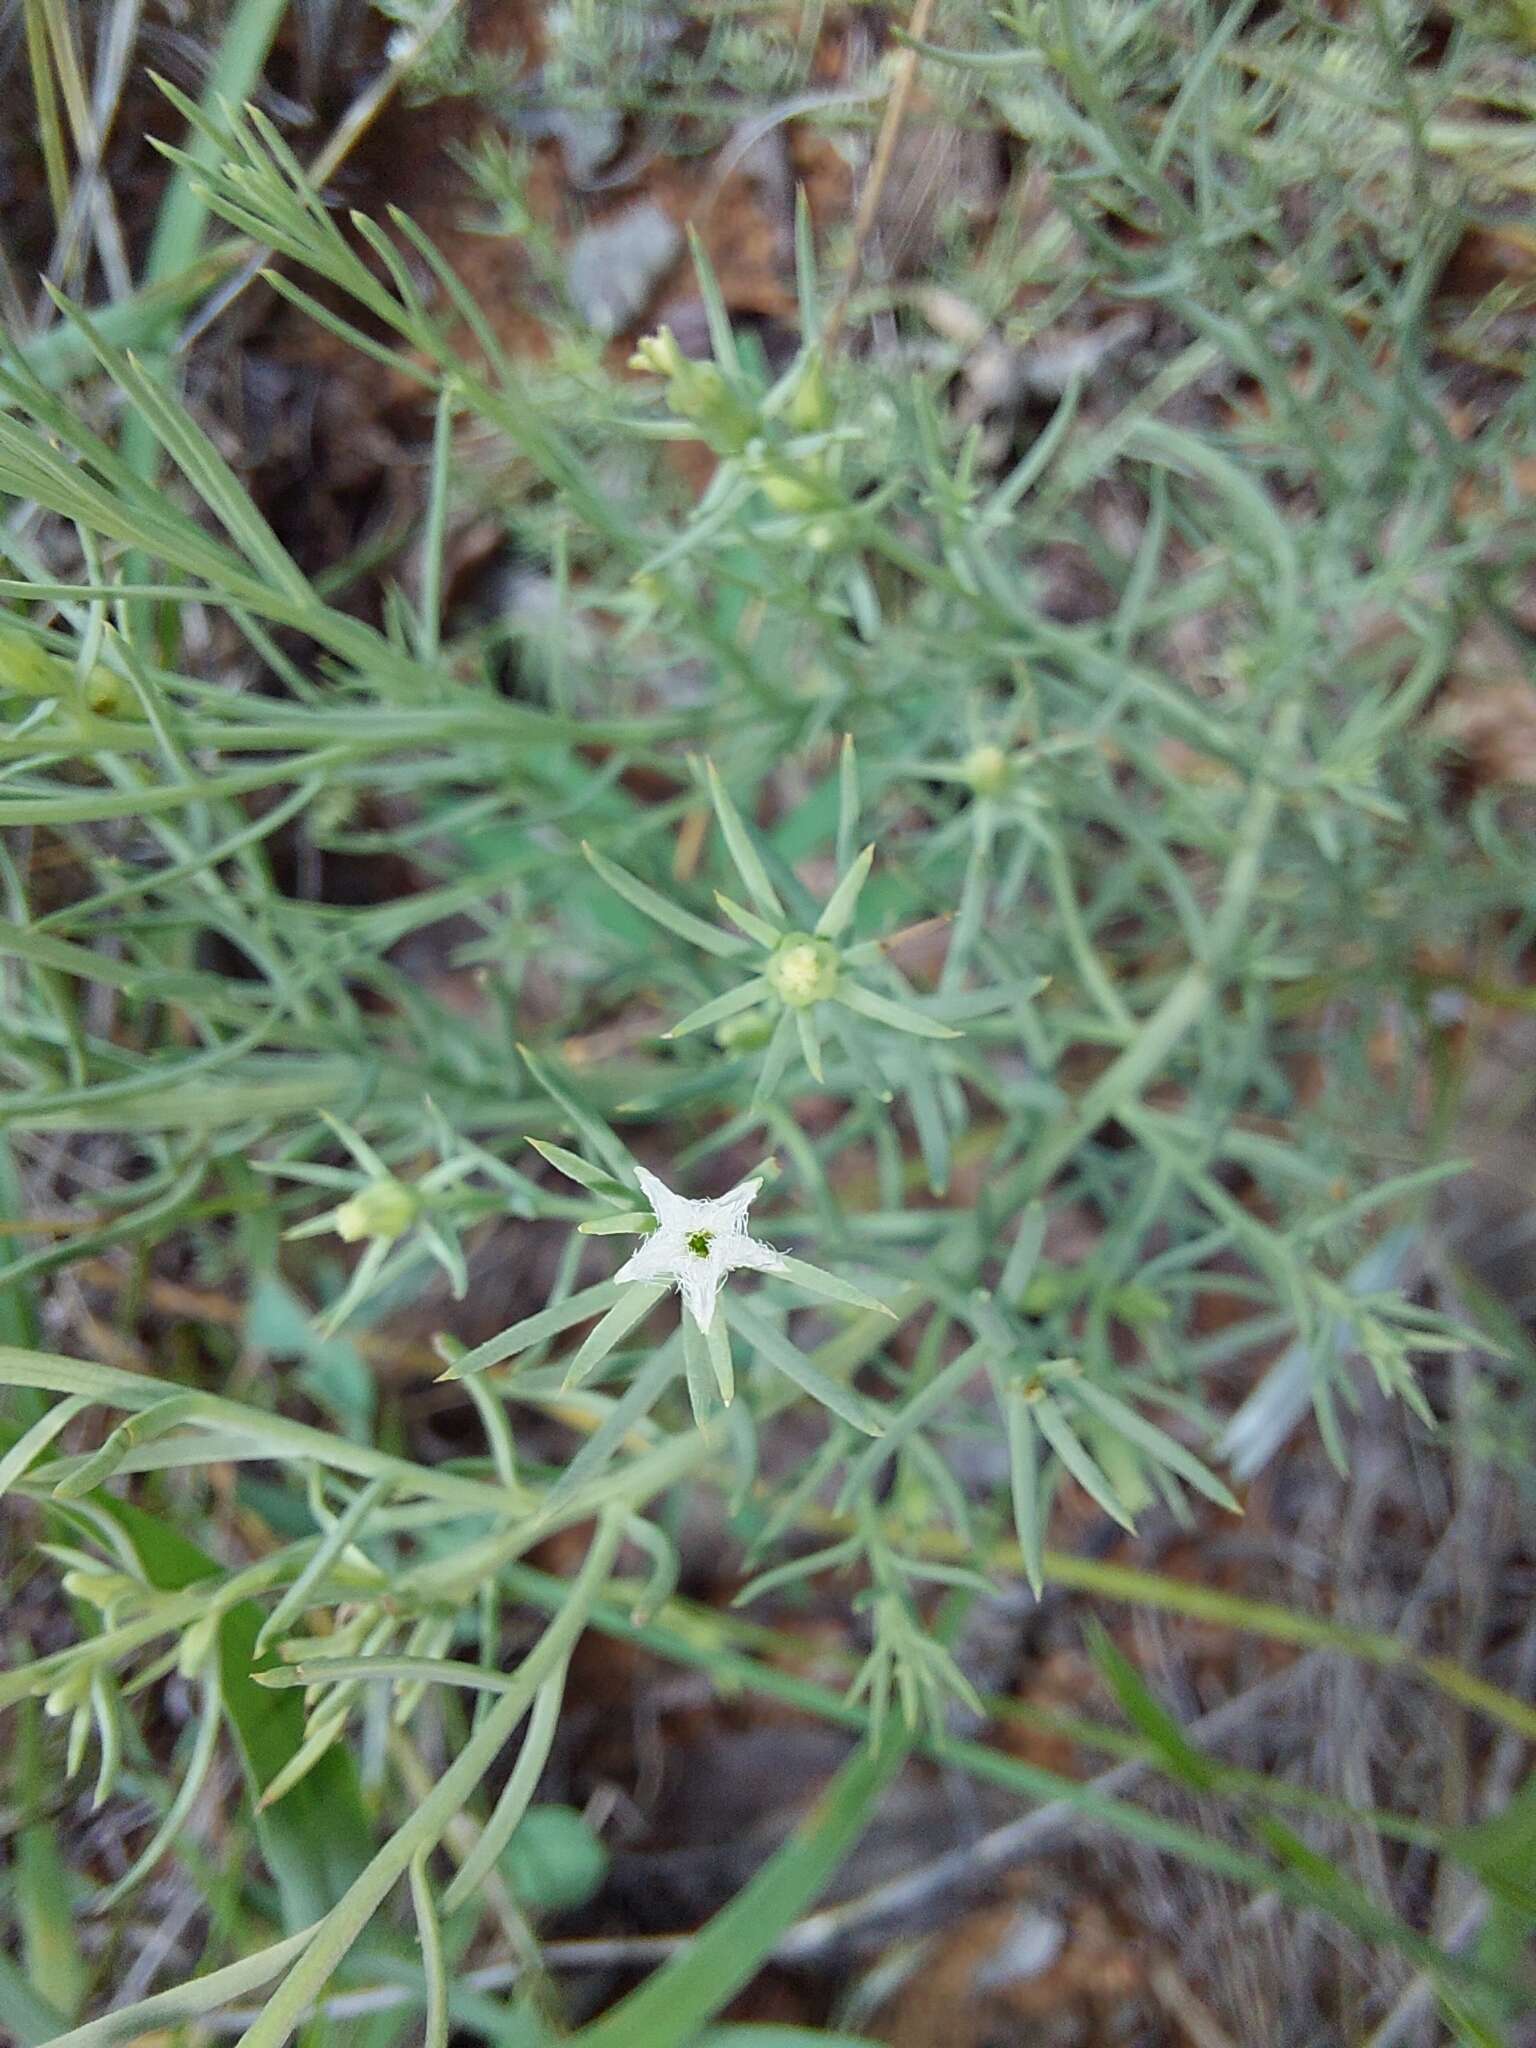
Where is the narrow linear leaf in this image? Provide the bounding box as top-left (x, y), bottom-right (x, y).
top-left (440, 1281), bottom-right (628, 1380)
top-left (666, 977), bottom-right (770, 1040)
top-left (727, 1299), bottom-right (884, 1437)
top-left (814, 844), bottom-right (875, 940)
top-left (705, 758), bottom-right (785, 919)
top-left (583, 840), bottom-right (746, 959)
top-left (0, 1395), bottom-right (90, 1501)
top-left (255, 1474), bottom-right (393, 1654)
top-left (517, 1043), bottom-right (634, 1183)
top-left (563, 1283), bottom-right (667, 1390)
top-left (526, 1136), bottom-right (635, 1207)
top-left (409, 1850), bottom-right (449, 2048)
top-left (441, 1660), bottom-right (568, 1911)
top-left (774, 1254), bottom-right (897, 1321)
top-left (1030, 1391), bottom-right (1136, 1531)
top-left (1068, 1378), bottom-right (1240, 1512)
top-left (715, 891), bottom-right (782, 949)
top-left (836, 981), bottom-right (963, 1040)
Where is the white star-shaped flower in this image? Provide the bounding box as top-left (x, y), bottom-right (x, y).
top-left (615, 1167), bottom-right (784, 1333)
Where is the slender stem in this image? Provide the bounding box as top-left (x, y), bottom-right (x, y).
top-left (996, 696), bottom-right (1301, 1208)
top-left (823, 0), bottom-right (940, 352)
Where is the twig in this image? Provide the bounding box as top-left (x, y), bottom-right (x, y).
top-left (822, 0), bottom-right (940, 353)
top-left (775, 1651), bottom-right (1325, 1962)
top-left (175, 0), bottom-right (465, 352)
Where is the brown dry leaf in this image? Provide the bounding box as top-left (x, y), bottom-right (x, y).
top-left (999, 1645), bottom-right (1096, 1777)
top-left (1433, 677), bottom-right (1536, 785)
top-left (872, 1897), bottom-right (1144, 2048)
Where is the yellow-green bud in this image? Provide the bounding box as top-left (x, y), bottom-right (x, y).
top-left (962, 743), bottom-right (1014, 799)
top-left (44, 1665), bottom-right (95, 1718)
top-left (333, 1178), bottom-right (418, 1243)
top-left (177, 1611), bottom-right (221, 1681)
top-left (61, 1567), bottom-right (141, 1611)
top-left (1107, 1282), bottom-right (1170, 1326)
top-left (0, 624), bottom-right (71, 700)
top-left (715, 1005), bottom-right (777, 1051)
top-left (753, 460), bottom-right (827, 514)
top-left (628, 327), bottom-right (688, 380)
top-left (1019, 1267), bottom-right (1077, 1315)
top-left (629, 327), bottom-right (756, 453)
top-left (767, 933), bottom-right (840, 1008)
top-left (83, 664), bottom-right (131, 717)
top-left (785, 350), bottom-right (831, 432)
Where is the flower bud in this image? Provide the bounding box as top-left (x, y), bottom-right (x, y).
top-left (44, 1665), bottom-right (95, 1718)
top-left (715, 1005), bottom-right (777, 1051)
top-left (628, 327), bottom-right (688, 380)
top-left (962, 743), bottom-right (1014, 799)
top-left (784, 350), bottom-right (831, 432)
top-left (0, 624), bottom-right (70, 700)
top-left (83, 664), bottom-right (130, 717)
top-left (333, 1178), bottom-right (418, 1243)
top-left (61, 1568), bottom-right (140, 1610)
top-left (630, 327), bottom-right (757, 452)
top-left (178, 1611), bottom-right (220, 1681)
top-left (767, 933), bottom-right (840, 1008)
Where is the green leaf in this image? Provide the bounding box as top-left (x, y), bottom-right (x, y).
top-left (441, 1280), bottom-right (629, 1379)
top-left (563, 1283), bottom-right (668, 1389)
top-left (583, 840), bottom-right (746, 959)
top-left (836, 981), bottom-right (963, 1040)
top-left (442, 1663), bottom-right (570, 1912)
top-left (409, 1848), bottom-right (449, 2048)
top-left (835, 731), bottom-right (859, 873)
top-left (0, 1951), bottom-right (68, 2048)
top-left (705, 758), bottom-right (785, 920)
top-left (32, 1927), bottom-right (318, 2048)
top-left (91, 1495), bottom-right (374, 1930)
top-left (498, 1803), bottom-right (611, 1915)
top-left (578, 1209), bottom-right (653, 1236)
top-left (255, 1473), bottom-right (393, 1654)
top-left (235, 1518), bottom-right (625, 2048)
top-left (715, 891), bottom-right (782, 949)
top-left (1001, 1385), bottom-right (1045, 1597)
top-left (814, 843), bottom-right (875, 939)
top-left (0, 1395), bottom-right (90, 1502)
top-left (705, 1309), bottom-right (736, 1406)
top-left (527, 1137), bottom-right (635, 1207)
top-left (1066, 1378), bottom-right (1239, 1512)
top-left (1086, 1622), bottom-right (1218, 1794)
top-left (665, 977), bottom-right (771, 1040)
top-left (16, 1706), bottom-right (87, 2019)
top-left (1029, 1392), bottom-right (1136, 1532)
top-left (1000, 1203), bottom-right (1048, 1303)
top-left (727, 1299), bottom-right (884, 1437)
top-left (1448, 1772), bottom-right (1536, 1918)
top-left (247, 1274), bottom-right (374, 1438)
top-left (518, 1043), bottom-right (635, 1183)
top-left (795, 1005), bottom-right (823, 1082)
top-left (774, 1253), bottom-right (897, 1321)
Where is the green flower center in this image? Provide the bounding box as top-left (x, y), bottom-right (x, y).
top-left (687, 1229), bottom-right (714, 1258)
top-left (767, 933), bottom-right (840, 1009)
